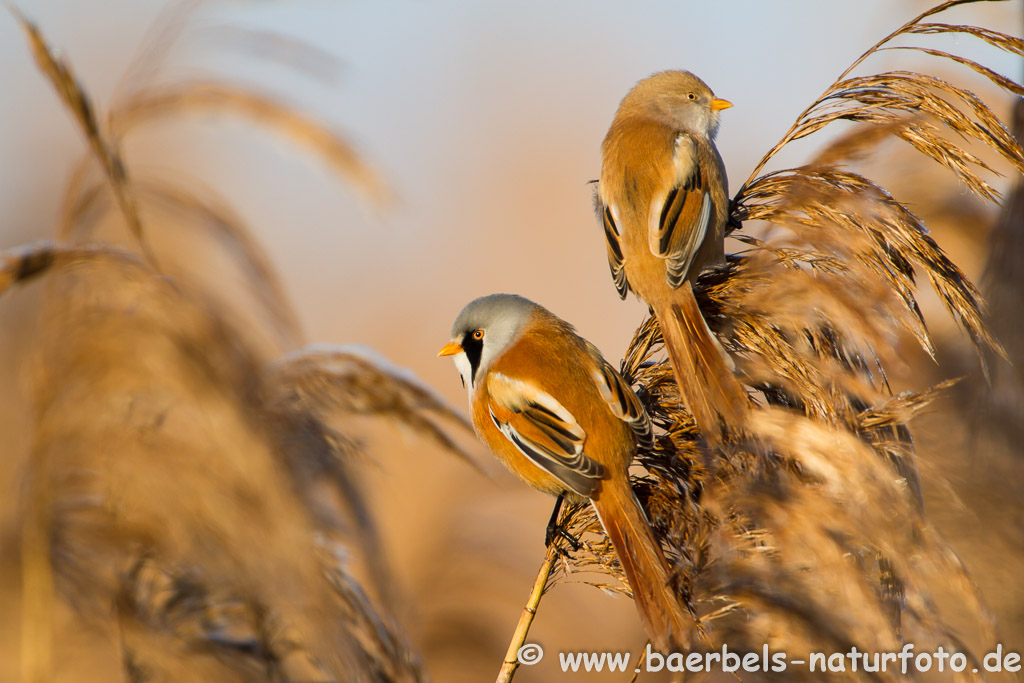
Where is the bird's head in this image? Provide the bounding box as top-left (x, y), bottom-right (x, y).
top-left (625, 69), bottom-right (732, 139)
top-left (438, 293), bottom-right (538, 393)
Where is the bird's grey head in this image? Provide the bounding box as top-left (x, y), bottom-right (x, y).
top-left (441, 294), bottom-right (539, 393)
top-left (626, 70), bottom-right (729, 140)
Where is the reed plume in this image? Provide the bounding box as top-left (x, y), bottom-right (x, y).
top-left (3, 6), bottom-right (470, 682)
top-left (537, 1), bottom-right (1023, 675)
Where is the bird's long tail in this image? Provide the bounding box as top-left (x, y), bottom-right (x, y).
top-left (592, 475), bottom-right (690, 652)
top-left (655, 282), bottom-right (747, 443)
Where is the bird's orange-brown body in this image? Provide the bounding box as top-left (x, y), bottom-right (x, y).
top-left (601, 119), bottom-right (729, 297)
top-left (598, 71), bottom-right (746, 441)
top-left (471, 314), bottom-right (634, 499)
top-left (441, 295), bottom-right (689, 651)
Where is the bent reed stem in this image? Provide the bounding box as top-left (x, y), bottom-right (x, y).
top-left (495, 543), bottom-right (559, 683)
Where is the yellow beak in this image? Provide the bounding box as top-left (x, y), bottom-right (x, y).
top-left (437, 341), bottom-right (463, 357)
top-left (710, 98), bottom-right (733, 111)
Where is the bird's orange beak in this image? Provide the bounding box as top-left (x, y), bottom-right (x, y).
top-left (710, 98), bottom-right (733, 111)
top-left (437, 341), bottom-right (463, 357)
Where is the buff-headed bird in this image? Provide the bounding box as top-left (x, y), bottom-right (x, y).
top-left (597, 70), bottom-right (747, 442)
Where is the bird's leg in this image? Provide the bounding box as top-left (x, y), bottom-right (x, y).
top-left (544, 493), bottom-right (581, 551)
top-left (544, 494), bottom-right (564, 547)
top-left (727, 199), bottom-right (748, 234)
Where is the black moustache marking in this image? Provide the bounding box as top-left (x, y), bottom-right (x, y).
top-left (462, 331), bottom-right (484, 386)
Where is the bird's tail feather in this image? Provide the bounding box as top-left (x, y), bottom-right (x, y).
top-left (656, 283), bottom-right (747, 443)
top-left (592, 477), bottom-right (690, 652)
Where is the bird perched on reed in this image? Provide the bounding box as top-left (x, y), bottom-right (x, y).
top-left (439, 293), bottom-right (688, 651)
top-left (597, 70), bottom-right (747, 442)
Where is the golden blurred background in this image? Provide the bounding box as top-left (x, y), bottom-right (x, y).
top-left (1, 1), bottom-right (1022, 681)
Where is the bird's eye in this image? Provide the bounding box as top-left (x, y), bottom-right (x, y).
top-left (686, 92), bottom-right (697, 101)
top-left (472, 329), bottom-right (484, 340)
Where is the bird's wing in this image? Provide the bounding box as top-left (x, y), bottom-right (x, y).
top-left (588, 349), bottom-right (654, 449)
top-left (648, 132), bottom-right (713, 288)
top-left (486, 371), bottom-right (605, 496)
top-left (600, 201), bottom-right (630, 299)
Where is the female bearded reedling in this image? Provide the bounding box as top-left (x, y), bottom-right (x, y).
top-left (439, 293), bottom-right (689, 651)
top-left (598, 70), bottom-right (747, 443)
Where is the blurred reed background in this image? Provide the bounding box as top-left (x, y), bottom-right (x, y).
top-left (0, 1), bottom-right (1022, 681)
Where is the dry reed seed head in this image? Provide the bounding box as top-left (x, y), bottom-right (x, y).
top-left (737, 163), bottom-right (999, 359)
top-left (109, 83), bottom-right (392, 207)
top-left (136, 179), bottom-right (305, 344)
top-left (14, 260), bottom-right (427, 680)
top-left (547, 0), bottom-right (1022, 656)
top-left (12, 11), bottom-right (149, 252)
top-left (12, 252), bottom-right (450, 680)
top-left (741, 2), bottom-right (1024, 188)
top-left (2, 10), bottom-right (480, 682)
top-left (266, 345), bottom-right (477, 467)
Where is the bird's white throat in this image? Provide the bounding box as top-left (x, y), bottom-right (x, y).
top-left (452, 351), bottom-right (475, 395)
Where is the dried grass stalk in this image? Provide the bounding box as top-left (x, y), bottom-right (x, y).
top-left (545, 0), bottom-right (1021, 670)
top-left (110, 82), bottom-right (391, 206)
top-left (7, 7), bottom-right (148, 255)
top-left (4, 8), bottom-right (469, 682)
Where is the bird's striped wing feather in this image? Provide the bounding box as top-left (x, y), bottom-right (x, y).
top-left (601, 203), bottom-right (630, 299)
top-left (650, 133), bottom-right (713, 288)
top-left (486, 371), bottom-right (605, 496)
top-left (588, 351), bottom-right (654, 449)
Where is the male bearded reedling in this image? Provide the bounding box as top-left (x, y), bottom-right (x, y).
top-left (598, 70), bottom-right (747, 442)
top-left (439, 294), bottom-right (689, 651)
